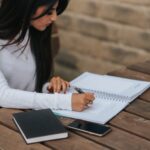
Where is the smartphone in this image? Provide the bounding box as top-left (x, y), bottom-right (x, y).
top-left (67, 120), bottom-right (111, 137)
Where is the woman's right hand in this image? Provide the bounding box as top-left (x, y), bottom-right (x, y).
top-left (71, 93), bottom-right (95, 112)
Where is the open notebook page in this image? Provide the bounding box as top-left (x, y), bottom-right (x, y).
top-left (54, 97), bottom-right (128, 124)
top-left (54, 72), bottom-right (150, 124)
top-left (70, 72), bottom-right (150, 98)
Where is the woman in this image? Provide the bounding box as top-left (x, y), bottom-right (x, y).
top-left (0, 0), bottom-right (95, 111)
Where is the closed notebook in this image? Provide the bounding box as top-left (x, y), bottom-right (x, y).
top-left (54, 72), bottom-right (150, 124)
top-left (12, 109), bottom-right (68, 144)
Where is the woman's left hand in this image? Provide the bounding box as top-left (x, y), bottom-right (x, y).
top-left (47, 76), bottom-right (70, 93)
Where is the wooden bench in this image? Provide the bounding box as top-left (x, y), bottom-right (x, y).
top-left (0, 61), bottom-right (150, 150)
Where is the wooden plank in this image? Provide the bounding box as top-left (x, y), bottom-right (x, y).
top-left (108, 68), bottom-right (150, 81)
top-left (72, 126), bottom-right (150, 150)
top-left (125, 99), bottom-right (150, 119)
top-left (0, 125), bottom-right (51, 150)
top-left (128, 61), bottom-right (150, 75)
top-left (0, 108), bottom-right (150, 150)
top-left (58, 103), bottom-right (150, 149)
top-left (140, 90), bottom-right (150, 102)
top-left (46, 118), bottom-right (150, 150)
top-left (0, 109), bottom-right (110, 150)
top-left (48, 116), bottom-right (112, 150)
top-left (0, 109), bottom-right (21, 131)
top-left (108, 69), bottom-right (150, 102)
top-left (45, 132), bottom-right (110, 150)
top-left (110, 111), bottom-right (150, 140)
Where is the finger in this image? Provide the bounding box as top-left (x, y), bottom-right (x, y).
top-left (83, 98), bottom-right (92, 106)
top-left (84, 96), bottom-right (94, 106)
top-left (85, 92), bottom-right (94, 96)
top-left (85, 100), bottom-right (93, 107)
top-left (56, 77), bottom-right (62, 93)
top-left (65, 81), bottom-right (70, 87)
top-left (61, 81), bottom-right (67, 93)
top-left (51, 78), bottom-right (58, 93)
top-left (84, 104), bottom-right (90, 109)
top-left (88, 100), bottom-right (93, 104)
top-left (49, 77), bottom-right (55, 92)
top-left (47, 83), bottom-right (53, 92)
top-left (85, 93), bottom-right (95, 101)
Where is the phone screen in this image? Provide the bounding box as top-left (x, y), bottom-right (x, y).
top-left (67, 120), bottom-right (111, 136)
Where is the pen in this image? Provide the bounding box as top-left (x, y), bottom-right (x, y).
top-left (74, 87), bottom-right (84, 93)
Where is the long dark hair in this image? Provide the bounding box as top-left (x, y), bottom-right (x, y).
top-left (0, 0), bottom-right (69, 92)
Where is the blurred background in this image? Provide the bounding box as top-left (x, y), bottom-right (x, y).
top-left (1, 0), bottom-right (150, 81)
top-left (54, 0), bottom-right (150, 80)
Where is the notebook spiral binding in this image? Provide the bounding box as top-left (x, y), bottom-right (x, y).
top-left (73, 87), bottom-right (130, 102)
top-left (71, 72), bottom-right (131, 102)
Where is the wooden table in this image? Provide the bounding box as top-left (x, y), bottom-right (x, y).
top-left (0, 61), bottom-right (150, 150)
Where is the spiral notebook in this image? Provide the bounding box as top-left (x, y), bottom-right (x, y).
top-left (54, 72), bottom-right (150, 124)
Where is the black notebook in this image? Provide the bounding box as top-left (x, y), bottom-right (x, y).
top-left (12, 109), bottom-right (68, 144)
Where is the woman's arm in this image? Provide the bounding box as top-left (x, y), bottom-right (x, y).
top-left (0, 70), bottom-right (72, 110)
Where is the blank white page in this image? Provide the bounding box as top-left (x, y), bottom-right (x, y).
top-left (71, 72), bottom-right (135, 94)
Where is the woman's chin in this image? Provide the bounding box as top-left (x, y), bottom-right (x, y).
top-left (33, 26), bottom-right (47, 31)
top-left (38, 27), bottom-right (47, 31)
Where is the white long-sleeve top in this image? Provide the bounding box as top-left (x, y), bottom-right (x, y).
top-left (0, 33), bottom-right (72, 110)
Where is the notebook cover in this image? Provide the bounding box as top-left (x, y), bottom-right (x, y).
top-left (13, 109), bottom-right (67, 139)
